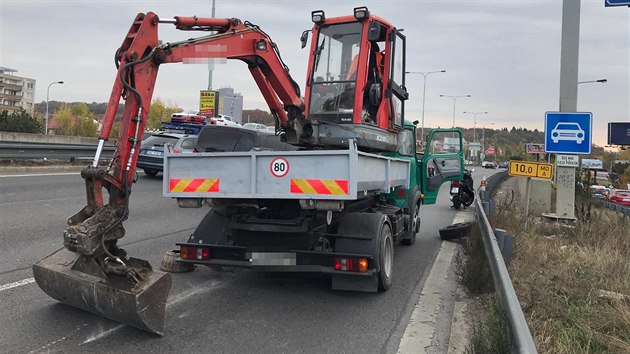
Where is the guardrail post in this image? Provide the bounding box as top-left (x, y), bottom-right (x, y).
top-left (494, 228), bottom-right (514, 266)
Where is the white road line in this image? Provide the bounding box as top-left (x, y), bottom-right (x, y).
top-left (0, 172), bottom-right (79, 178)
top-left (0, 277), bottom-right (35, 292)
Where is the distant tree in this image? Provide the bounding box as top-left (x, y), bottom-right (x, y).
top-left (0, 109), bottom-right (43, 133)
top-left (147, 98), bottom-right (181, 130)
top-left (242, 109), bottom-right (275, 126)
top-left (53, 103), bottom-right (99, 137)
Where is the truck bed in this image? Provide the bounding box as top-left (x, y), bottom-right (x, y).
top-left (163, 142), bottom-right (410, 201)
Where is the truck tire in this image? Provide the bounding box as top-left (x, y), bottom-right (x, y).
top-left (376, 220), bottom-right (394, 291)
top-left (144, 169), bottom-right (158, 177)
top-left (439, 222), bottom-right (473, 241)
top-left (332, 213), bottom-right (393, 292)
top-left (402, 190), bottom-right (421, 245)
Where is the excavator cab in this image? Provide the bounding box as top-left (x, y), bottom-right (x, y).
top-left (303, 7), bottom-right (408, 152)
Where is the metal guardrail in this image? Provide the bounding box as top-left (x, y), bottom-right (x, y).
top-left (475, 171), bottom-right (538, 354)
top-left (0, 141), bottom-right (115, 159)
top-left (593, 198), bottom-right (630, 217)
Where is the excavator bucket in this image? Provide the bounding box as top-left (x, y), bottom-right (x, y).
top-left (33, 247), bottom-right (171, 335)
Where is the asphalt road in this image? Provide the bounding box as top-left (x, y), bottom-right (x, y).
top-left (0, 168), bottom-right (494, 353)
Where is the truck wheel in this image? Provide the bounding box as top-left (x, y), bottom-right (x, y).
top-left (377, 221), bottom-right (394, 291)
top-left (439, 222), bottom-right (473, 241)
top-left (144, 169), bottom-right (158, 177)
top-left (402, 190), bottom-right (421, 246)
top-left (332, 213), bottom-right (392, 292)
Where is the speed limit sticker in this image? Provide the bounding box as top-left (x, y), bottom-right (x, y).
top-left (270, 157), bottom-right (290, 178)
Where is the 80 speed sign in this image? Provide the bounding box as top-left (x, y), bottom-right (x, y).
top-left (270, 157), bottom-right (289, 178)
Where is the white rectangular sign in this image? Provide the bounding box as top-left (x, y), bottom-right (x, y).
top-left (556, 154), bottom-right (579, 168)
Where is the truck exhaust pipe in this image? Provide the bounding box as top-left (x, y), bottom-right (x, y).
top-left (33, 248), bottom-right (171, 335)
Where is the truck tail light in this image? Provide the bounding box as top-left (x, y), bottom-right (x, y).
top-left (396, 187), bottom-right (406, 197)
top-left (334, 258), bottom-right (368, 273)
top-left (180, 246), bottom-right (210, 260)
top-left (452, 180), bottom-right (459, 186)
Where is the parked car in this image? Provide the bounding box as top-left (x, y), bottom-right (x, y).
top-left (243, 123), bottom-right (268, 130)
top-left (498, 161), bottom-right (508, 169)
top-left (208, 114), bottom-right (242, 127)
top-left (137, 133), bottom-right (197, 176)
top-left (607, 189), bottom-right (630, 206)
top-left (589, 185), bottom-right (610, 200)
top-left (195, 125), bottom-right (297, 153)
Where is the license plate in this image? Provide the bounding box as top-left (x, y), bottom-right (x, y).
top-left (145, 150), bottom-right (162, 156)
top-left (249, 252), bottom-right (296, 266)
top-left (450, 187), bottom-right (459, 194)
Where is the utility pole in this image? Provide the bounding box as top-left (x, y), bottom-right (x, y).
top-left (207, 0), bottom-right (216, 90)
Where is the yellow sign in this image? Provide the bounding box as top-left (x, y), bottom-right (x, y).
top-left (199, 90), bottom-right (217, 116)
top-left (508, 160), bottom-right (553, 180)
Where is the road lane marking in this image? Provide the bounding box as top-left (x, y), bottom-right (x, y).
top-left (0, 172), bottom-right (80, 178)
top-left (0, 277), bottom-right (35, 292)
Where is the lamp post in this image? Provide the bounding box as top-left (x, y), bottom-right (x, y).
top-left (577, 78), bottom-right (607, 84)
top-left (481, 123), bottom-right (495, 161)
top-left (463, 111), bottom-right (487, 162)
top-left (405, 70), bottom-right (446, 144)
top-left (45, 81), bottom-right (64, 135)
top-left (440, 94), bottom-right (471, 128)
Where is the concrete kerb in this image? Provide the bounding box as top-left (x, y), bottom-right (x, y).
top-left (397, 209), bottom-right (474, 354)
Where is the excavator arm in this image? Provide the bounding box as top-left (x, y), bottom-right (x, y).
top-left (33, 12), bottom-right (306, 335)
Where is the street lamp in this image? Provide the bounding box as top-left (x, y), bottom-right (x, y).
top-left (577, 78), bottom-right (607, 84)
top-left (440, 94), bottom-right (471, 128)
top-left (45, 81), bottom-right (64, 135)
top-left (405, 70), bottom-right (446, 144)
top-left (463, 111), bottom-right (487, 162)
top-left (462, 111), bottom-right (487, 143)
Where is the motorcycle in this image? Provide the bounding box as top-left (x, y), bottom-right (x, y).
top-left (450, 169), bottom-right (475, 209)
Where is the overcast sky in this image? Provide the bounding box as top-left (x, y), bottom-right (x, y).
top-left (1, 0), bottom-right (628, 147)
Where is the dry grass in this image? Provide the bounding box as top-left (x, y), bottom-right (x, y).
top-left (493, 191), bottom-right (630, 353)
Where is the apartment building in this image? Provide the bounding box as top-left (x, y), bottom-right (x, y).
top-left (217, 87), bottom-right (243, 124)
top-left (0, 67), bottom-right (36, 114)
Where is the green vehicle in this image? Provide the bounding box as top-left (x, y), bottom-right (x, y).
top-left (162, 122), bottom-right (463, 292)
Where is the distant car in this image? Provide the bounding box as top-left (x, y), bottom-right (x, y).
top-left (208, 114), bottom-right (242, 127)
top-left (243, 123), bottom-right (268, 130)
top-left (170, 113), bottom-right (205, 124)
top-left (589, 185), bottom-right (610, 200)
top-left (195, 125), bottom-right (296, 153)
top-left (481, 161), bottom-right (496, 169)
top-left (551, 122), bottom-right (585, 144)
top-left (498, 162), bottom-right (508, 169)
top-left (137, 133), bottom-right (197, 176)
top-left (607, 189), bottom-right (630, 206)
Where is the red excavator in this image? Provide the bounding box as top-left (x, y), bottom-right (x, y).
top-left (33, 7), bottom-right (411, 335)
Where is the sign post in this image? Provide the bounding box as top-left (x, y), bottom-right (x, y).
top-left (508, 160), bottom-right (553, 224)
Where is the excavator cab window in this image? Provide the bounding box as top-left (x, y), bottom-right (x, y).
top-left (309, 21), bottom-right (363, 123)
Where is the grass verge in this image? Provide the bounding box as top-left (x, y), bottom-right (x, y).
top-left (493, 187), bottom-right (630, 353)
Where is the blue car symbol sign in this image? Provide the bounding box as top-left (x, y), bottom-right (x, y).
top-left (551, 122), bottom-right (585, 144)
top-left (545, 112), bottom-right (592, 154)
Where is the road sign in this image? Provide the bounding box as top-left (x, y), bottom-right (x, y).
top-left (605, 0), bottom-right (630, 6)
top-left (544, 112), bottom-right (592, 154)
top-left (526, 143), bottom-right (545, 154)
top-left (556, 154), bottom-right (579, 168)
top-left (199, 90), bottom-right (218, 117)
top-left (608, 122), bottom-right (630, 145)
top-left (509, 160), bottom-right (553, 180)
top-left (485, 146), bottom-right (495, 155)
